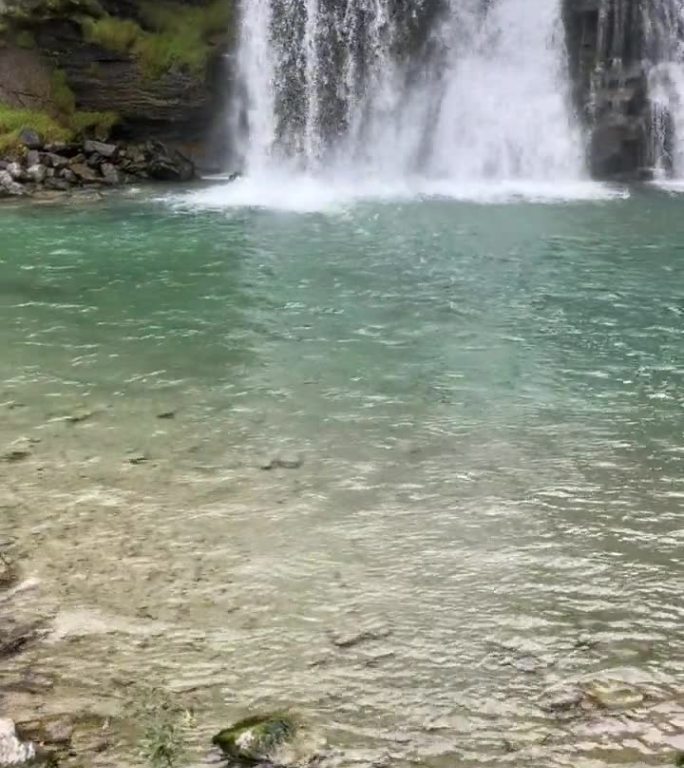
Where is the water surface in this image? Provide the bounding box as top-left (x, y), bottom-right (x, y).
top-left (0, 187), bottom-right (682, 767)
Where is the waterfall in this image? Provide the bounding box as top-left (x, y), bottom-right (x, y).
top-left (643, 0), bottom-right (684, 177)
top-left (227, 0), bottom-right (589, 196)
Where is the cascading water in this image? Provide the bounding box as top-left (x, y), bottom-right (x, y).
top-left (642, 0), bottom-right (684, 177)
top-left (229, 0), bottom-right (587, 190)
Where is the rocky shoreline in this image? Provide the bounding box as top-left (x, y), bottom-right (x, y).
top-left (0, 134), bottom-right (196, 199)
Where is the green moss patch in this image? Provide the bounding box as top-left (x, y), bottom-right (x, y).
top-left (0, 104), bottom-right (71, 153)
top-left (79, 0), bottom-right (231, 78)
top-left (0, 100), bottom-right (119, 154)
top-left (81, 15), bottom-right (140, 53)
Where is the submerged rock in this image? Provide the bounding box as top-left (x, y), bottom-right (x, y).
top-left (260, 456), bottom-right (303, 471)
top-left (583, 680), bottom-right (644, 710)
top-left (0, 719), bottom-right (36, 766)
top-left (0, 558), bottom-right (18, 591)
top-left (213, 714), bottom-right (297, 763)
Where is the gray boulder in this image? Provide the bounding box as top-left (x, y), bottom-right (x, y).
top-left (84, 140), bottom-right (117, 159)
top-left (6, 163), bottom-right (23, 182)
top-left (69, 163), bottom-right (98, 183)
top-left (100, 162), bottom-right (121, 185)
top-left (0, 171), bottom-right (25, 197)
top-left (18, 128), bottom-right (42, 150)
top-left (26, 165), bottom-right (46, 184)
top-left (42, 153), bottom-right (69, 169)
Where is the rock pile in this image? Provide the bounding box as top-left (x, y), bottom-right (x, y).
top-left (0, 138), bottom-right (196, 198)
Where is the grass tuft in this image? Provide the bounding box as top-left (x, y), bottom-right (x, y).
top-left (78, 0), bottom-right (232, 78)
top-left (81, 15), bottom-right (141, 53)
top-left (0, 104), bottom-right (72, 153)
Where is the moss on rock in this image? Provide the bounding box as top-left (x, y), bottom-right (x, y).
top-left (0, 100), bottom-right (119, 153)
top-left (212, 714), bottom-right (297, 763)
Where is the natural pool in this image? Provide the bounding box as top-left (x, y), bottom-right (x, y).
top-left (0, 185), bottom-right (682, 767)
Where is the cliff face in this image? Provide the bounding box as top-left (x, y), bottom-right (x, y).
top-left (0, 0), bottom-right (674, 182)
top-left (563, 0), bottom-right (661, 180)
top-left (0, 0), bottom-right (233, 166)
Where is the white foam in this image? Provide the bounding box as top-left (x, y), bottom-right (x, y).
top-left (166, 172), bottom-right (628, 214)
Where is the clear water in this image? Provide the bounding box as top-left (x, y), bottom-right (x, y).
top-left (1, 188), bottom-right (683, 767)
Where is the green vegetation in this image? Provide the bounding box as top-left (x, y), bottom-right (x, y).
top-left (0, 104), bottom-right (71, 153)
top-left (81, 15), bottom-right (140, 53)
top-left (134, 687), bottom-right (193, 768)
top-left (69, 109), bottom-right (119, 138)
top-left (80, 0), bottom-right (231, 78)
top-left (16, 29), bottom-right (37, 49)
top-left (0, 97), bottom-right (118, 154)
top-left (51, 69), bottom-right (76, 115)
top-left (213, 714), bottom-right (297, 762)
top-left (1, 0), bottom-right (103, 23)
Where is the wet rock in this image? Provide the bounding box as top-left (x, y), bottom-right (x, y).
top-left (583, 680), bottom-right (644, 710)
top-left (260, 456), bottom-right (304, 471)
top-left (0, 622), bottom-right (45, 659)
top-left (128, 454), bottom-right (148, 465)
top-left (25, 151), bottom-right (40, 168)
top-left (0, 719), bottom-right (36, 766)
top-left (84, 140), bottom-right (117, 159)
top-left (1, 445), bottom-right (31, 462)
top-left (144, 141), bottom-right (195, 182)
top-left (17, 716), bottom-right (74, 748)
top-left (213, 714), bottom-right (297, 764)
top-left (540, 685), bottom-right (585, 716)
top-left (330, 627), bottom-right (392, 649)
top-left (18, 128), bottom-right (42, 150)
top-left (0, 558), bottom-right (19, 590)
top-left (64, 410), bottom-right (95, 425)
top-left (0, 171), bottom-right (25, 198)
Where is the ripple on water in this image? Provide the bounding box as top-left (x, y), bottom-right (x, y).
top-left (0, 191), bottom-right (682, 767)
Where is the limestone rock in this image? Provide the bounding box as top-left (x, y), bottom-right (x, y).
top-left (26, 164), bottom-right (46, 184)
top-left (84, 140), bottom-right (117, 159)
top-left (69, 162), bottom-right (98, 182)
top-left (0, 171), bottom-right (25, 197)
top-left (6, 163), bottom-right (23, 182)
